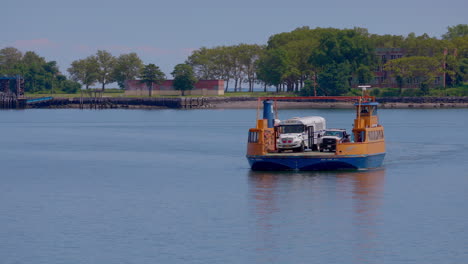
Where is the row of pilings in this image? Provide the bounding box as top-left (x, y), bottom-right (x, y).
top-left (7, 96), bottom-right (468, 110)
top-left (0, 94), bottom-right (27, 109)
top-left (26, 97), bottom-right (212, 109)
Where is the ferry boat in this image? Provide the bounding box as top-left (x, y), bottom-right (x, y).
top-left (246, 96), bottom-right (386, 171)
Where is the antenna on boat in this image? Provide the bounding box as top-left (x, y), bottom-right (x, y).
top-left (358, 85), bottom-right (371, 97)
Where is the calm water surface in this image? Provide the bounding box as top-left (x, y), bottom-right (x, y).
top-left (0, 108), bottom-right (467, 264)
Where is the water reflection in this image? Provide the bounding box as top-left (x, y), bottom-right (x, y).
top-left (248, 171), bottom-right (280, 259)
top-left (248, 169), bottom-right (385, 263)
top-left (339, 170), bottom-right (385, 264)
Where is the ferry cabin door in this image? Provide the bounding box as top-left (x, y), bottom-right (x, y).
top-left (307, 126), bottom-right (315, 150)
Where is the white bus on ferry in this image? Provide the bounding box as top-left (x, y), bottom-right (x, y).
top-left (277, 116), bottom-right (326, 152)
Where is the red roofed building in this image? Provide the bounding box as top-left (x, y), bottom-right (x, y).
top-left (124, 80), bottom-right (224, 96)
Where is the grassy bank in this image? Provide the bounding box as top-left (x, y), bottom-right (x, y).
top-left (26, 88), bottom-right (125, 98)
top-left (25, 85), bottom-right (468, 98)
top-left (367, 84), bottom-right (468, 97)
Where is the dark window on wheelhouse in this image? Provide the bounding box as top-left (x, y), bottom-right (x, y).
top-left (248, 131), bottom-right (259, 143)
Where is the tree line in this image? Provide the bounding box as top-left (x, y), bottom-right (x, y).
top-left (0, 48), bottom-right (196, 96)
top-left (67, 50), bottom-right (148, 90)
top-left (0, 47), bottom-right (80, 93)
top-left (67, 50), bottom-right (196, 95)
top-left (1, 24), bottom-right (466, 96)
top-left (187, 24), bottom-right (467, 96)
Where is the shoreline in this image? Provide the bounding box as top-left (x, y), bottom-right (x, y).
top-left (210, 101), bottom-right (468, 109)
top-left (25, 96), bottom-right (468, 109)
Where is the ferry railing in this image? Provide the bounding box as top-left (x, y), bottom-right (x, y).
top-left (255, 96), bottom-right (375, 120)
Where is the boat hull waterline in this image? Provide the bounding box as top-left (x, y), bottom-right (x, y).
top-left (247, 153), bottom-right (385, 171)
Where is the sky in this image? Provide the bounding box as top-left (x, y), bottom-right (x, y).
top-left (2, 0), bottom-right (467, 82)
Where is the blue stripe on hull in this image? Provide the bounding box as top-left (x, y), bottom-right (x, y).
top-left (247, 153), bottom-right (385, 171)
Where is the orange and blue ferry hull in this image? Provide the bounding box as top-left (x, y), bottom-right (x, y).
top-left (247, 153), bottom-right (385, 171)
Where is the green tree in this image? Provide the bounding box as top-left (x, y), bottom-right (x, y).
top-left (385, 56), bottom-right (443, 94)
top-left (369, 34), bottom-right (404, 48)
top-left (0, 47), bottom-right (23, 75)
top-left (256, 48), bottom-right (289, 91)
top-left (237, 44), bottom-right (263, 92)
top-left (283, 39), bottom-right (317, 92)
top-left (19, 51), bottom-right (43, 92)
top-left (113, 52), bottom-right (143, 88)
top-left (139, 63), bottom-right (165, 97)
top-left (299, 80), bottom-right (315, 96)
top-left (22, 51), bottom-right (46, 65)
top-left (187, 47), bottom-right (219, 79)
top-left (19, 51), bottom-right (54, 93)
top-left (95, 50), bottom-right (116, 91)
top-left (442, 24), bottom-right (468, 40)
top-left (217, 46), bottom-right (236, 91)
top-left (187, 45), bottom-right (239, 91)
top-left (68, 56), bottom-right (99, 89)
top-left (60, 79), bottom-right (81, 93)
top-left (0, 48), bottom-right (79, 94)
top-left (317, 62), bottom-right (352, 95)
top-left (459, 58), bottom-right (468, 82)
top-left (309, 29), bottom-right (374, 94)
top-left (171, 64), bottom-right (197, 96)
top-left (266, 27), bottom-right (324, 92)
top-left (402, 33), bottom-right (446, 57)
top-left (356, 65), bottom-right (373, 85)
top-left (449, 36), bottom-right (468, 84)
top-left (229, 45), bottom-right (244, 92)
top-left (44, 61), bottom-right (60, 76)
top-left (451, 36), bottom-right (468, 59)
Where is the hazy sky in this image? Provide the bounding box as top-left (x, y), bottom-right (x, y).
top-left (3, 0), bottom-right (467, 78)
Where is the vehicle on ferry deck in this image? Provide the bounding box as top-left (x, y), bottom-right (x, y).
top-left (277, 116), bottom-right (326, 152)
top-left (319, 129), bottom-right (350, 152)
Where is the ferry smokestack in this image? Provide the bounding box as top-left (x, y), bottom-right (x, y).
top-left (263, 100), bottom-right (274, 128)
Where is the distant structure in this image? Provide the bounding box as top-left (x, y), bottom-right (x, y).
top-left (0, 75), bottom-right (25, 97)
top-left (0, 75), bottom-right (26, 109)
top-left (124, 80), bottom-right (225, 96)
top-left (368, 48), bottom-right (442, 89)
top-left (371, 48), bottom-right (404, 88)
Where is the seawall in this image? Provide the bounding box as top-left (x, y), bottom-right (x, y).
top-left (28, 97), bottom-right (209, 109)
top-left (208, 96), bottom-right (468, 109)
top-left (26, 96), bottom-right (468, 109)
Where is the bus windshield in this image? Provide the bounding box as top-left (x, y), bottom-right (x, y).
top-left (280, 125), bottom-right (304, 134)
